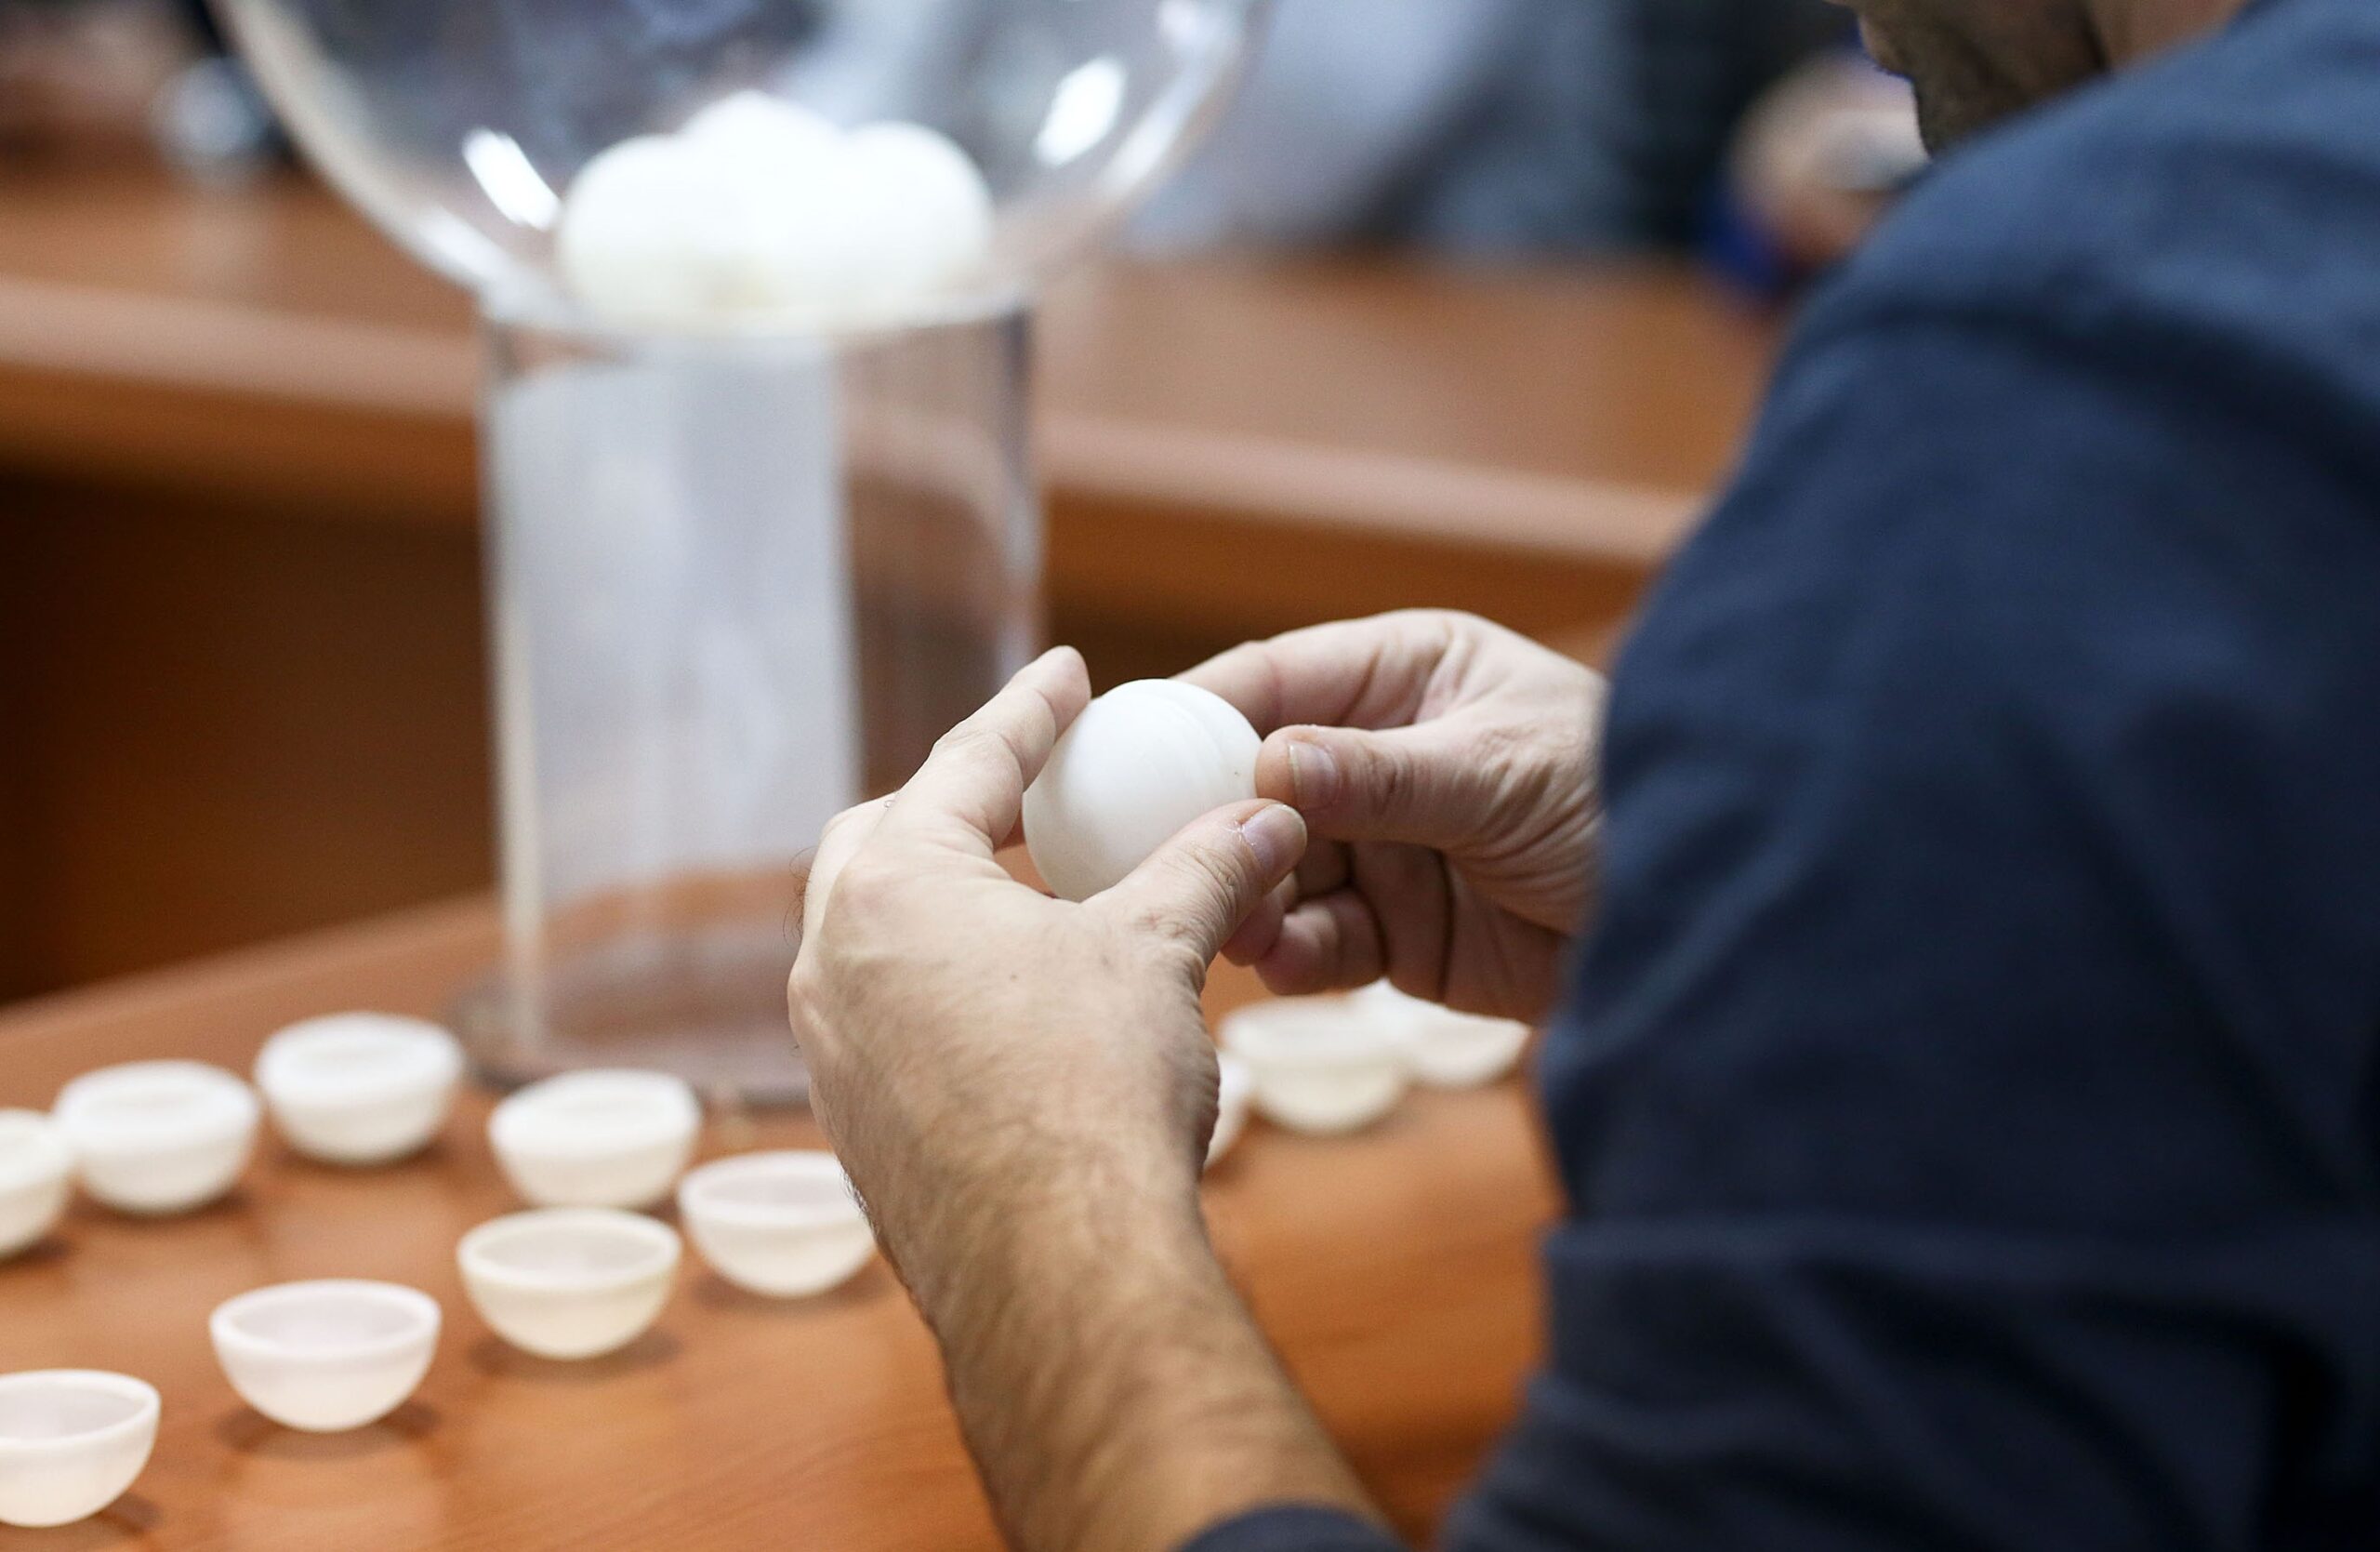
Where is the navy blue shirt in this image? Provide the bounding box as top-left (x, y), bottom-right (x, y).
top-left (1188, 0), bottom-right (2380, 1546)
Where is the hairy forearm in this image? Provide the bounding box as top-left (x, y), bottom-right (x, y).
top-left (905, 1161), bottom-right (1382, 1552)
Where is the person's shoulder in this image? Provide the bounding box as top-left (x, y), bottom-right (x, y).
top-left (1636, 1), bottom-right (2380, 712)
top-left (1806, 0), bottom-right (2380, 358)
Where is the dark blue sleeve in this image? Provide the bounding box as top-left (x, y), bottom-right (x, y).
top-left (1179, 1506), bottom-right (1407, 1552)
top-left (1441, 308), bottom-right (2380, 1549)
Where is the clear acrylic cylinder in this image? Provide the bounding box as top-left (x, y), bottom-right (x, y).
top-left (452, 304), bottom-right (1038, 1104)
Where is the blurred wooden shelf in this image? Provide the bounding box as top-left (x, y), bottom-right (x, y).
top-left (0, 901), bottom-right (1561, 1551)
top-left (0, 162), bottom-right (1777, 1000)
top-left (0, 164), bottom-right (1776, 634)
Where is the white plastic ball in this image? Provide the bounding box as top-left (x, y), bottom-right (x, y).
top-left (838, 123), bottom-right (996, 305)
top-left (1024, 680), bottom-right (1261, 902)
top-left (678, 94), bottom-right (867, 313)
top-left (555, 135), bottom-right (788, 323)
top-left (694, 171), bottom-right (847, 319)
top-left (679, 90), bottom-right (842, 176)
top-left (555, 105), bottom-right (996, 328)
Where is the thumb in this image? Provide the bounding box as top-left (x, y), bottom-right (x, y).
top-left (1098, 801), bottom-right (1307, 964)
top-left (1260, 723), bottom-right (1486, 849)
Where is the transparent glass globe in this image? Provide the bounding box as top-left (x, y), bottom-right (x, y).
top-left (215, 0), bottom-right (1265, 329)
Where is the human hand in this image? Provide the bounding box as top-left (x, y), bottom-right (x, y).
top-left (787, 649), bottom-right (1377, 1552)
top-left (787, 646), bottom-right (1305, 1308)
top-left (1183, 611), bottom-right (1606, 1023)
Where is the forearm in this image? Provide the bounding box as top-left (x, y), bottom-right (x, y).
top-left (906, 1163), bottom-right (1382, 1552)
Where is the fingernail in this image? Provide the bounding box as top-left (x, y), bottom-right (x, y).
top-left (1238, 804), bottom-right (1306, 879)
top-left (1285, 738), bottom-right (1340, 809)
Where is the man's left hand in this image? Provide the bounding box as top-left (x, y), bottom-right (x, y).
top-left (787, 647), bottom-right (1384, 1552)
top-left (787, 646), bottom-right (1305, 1312)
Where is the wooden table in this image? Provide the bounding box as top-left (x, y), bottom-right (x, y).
top-left (0, 902), bottom-right (1561, 1551)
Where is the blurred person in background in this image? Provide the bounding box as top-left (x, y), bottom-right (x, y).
top-left (789, 0), bottom-right (2380, 1547)
top-left (0, 0), bottom-right (185, 153)
top-left (772, 0), bottom-right (1902, 276)
top-left (1722, 47), bottom-right (1925, 281)
top-left (5, 0), bottom-right (1911, 280)
top-left (0, 0), bottom-right (276, 175)
top-left (1137, 0), bottom-right (1918, 283)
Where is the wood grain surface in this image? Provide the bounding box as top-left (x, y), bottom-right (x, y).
top-left (0, 901), bottom-right (1561, 1551)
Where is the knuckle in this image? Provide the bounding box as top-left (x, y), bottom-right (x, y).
top-left (1259, 957), bottom-right (1325, 996)
top-left (786, 946), bottom-right (835, 1009)
top-left (936, 719), bottom-right (1031, 777)
top-left (1381, 607), bottom-right (1467, 657)
top-left (784, 970), bottom-right (837, 1065)
top-left (1473, 716), bottom-right (1528, 769)
top-left (931, 722), bottom-right (994, 761)
top-left (1117, 888), bottom-right (1190, 944)
top-left (786, 952), bottom-right (826, 1005)
top-left (1135, 852), bottom-right (1239, 945)
top-left (1365, 745), bottom-right (1424, 816)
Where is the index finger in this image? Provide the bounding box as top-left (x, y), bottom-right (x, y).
top-left (1177, 612), bottom-right (1461, 735)
top-left (882, 646), bottom-right (1092, 853)
top-left (798, 797), bottom-right (892, 946)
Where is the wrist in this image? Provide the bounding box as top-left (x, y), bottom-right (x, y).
top-left (896, 1142), bottom-right (1209, 1332)
top-left (923, 1184), bottom-right (1375, 1552)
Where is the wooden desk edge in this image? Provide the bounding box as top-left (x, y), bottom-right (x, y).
top-left (0, 272), bottom-right (1703, 571)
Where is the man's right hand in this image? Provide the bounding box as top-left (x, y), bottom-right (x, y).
top-left (1182, 610), bottom-right (1606, 1023)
